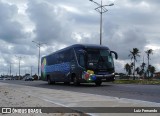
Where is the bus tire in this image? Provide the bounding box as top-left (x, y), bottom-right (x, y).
top-left (47, 77), bottom-right (55, 85)
top-left (95, 80), bottom-right (102, 86)
top-left (73, 77), bottom-right (80, 86)
top-left (64, 82), bottom-right (70, 85)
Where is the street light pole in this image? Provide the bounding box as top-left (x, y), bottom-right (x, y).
top-left (31, 66), bottom-right (33, 76)
top-left (38, 44), bottom-right (40, 79)
top-left (9, 63), bottom-right (14, 77)
top-left (32, 41), bottom-right (44, 80)
top-left (89, 0), bottom-right (114, 45)
top-left (100, 0), bottom-right (103, 45)
top-left (15, 56), bottom-right (22, 80)
top-left (9, 63), bottom-right (11, 77)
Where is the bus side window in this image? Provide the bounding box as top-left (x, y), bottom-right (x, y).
top-left (64, 49), bottom-right (71, 62)
top-left (57, 54), bottom-right (61, 64)
top-left (78, 54), bottom-right (85, 67)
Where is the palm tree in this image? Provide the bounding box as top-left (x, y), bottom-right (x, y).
top-left (129, 48), bottom-right (140, 80)
top-left (148, 65), bottom-right (156, 78)
top-left (124, 63), bottom-right (130, 76)
top-left (135, 67), bottom-right (140, 75)
top-left (140, 62), bottom-right (146, 79)
top-left (145, 49), bottom-right (153, 78)
top-left (124, 63), bottom-right (132, 76)
top-left (141, 62), bottom-right (146, 71)
top-left (130, 62), bottom-right (134, 76)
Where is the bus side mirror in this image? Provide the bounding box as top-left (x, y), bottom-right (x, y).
top-left (110, 51), bottom-right (118, 60)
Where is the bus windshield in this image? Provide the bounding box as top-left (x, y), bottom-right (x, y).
top-left (87, 49), bottom-right (114, 70)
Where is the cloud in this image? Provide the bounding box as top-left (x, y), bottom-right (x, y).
top-left (0, 1), bottom-right (29, 44)
top-left (102, 21), bottom-right (147, 60)
top-left (27, 0), bottom-right (77, 45)
top-left (0, 0), bottom-right (160, 74)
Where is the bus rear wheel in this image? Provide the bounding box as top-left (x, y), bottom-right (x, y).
top-left (47, 77), bottom-right (55, 85)
top-left (64, 82), bottom-right (70, 85)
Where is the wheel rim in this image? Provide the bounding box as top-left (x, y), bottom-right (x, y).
top-left (48, 78), bottom-right (51, 84)
top-left (73, 77), bottom-right (77, 84)
top-left (73, 77), bottom-right (80, 85)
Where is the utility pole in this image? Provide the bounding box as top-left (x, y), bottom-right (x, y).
top-left (25, 69), bottom-right (26, 75)
top-left (89, 0), bottom-right (114, 45)
top-left (31, 66), bottom-right (33, 76)
top-left (32, 41), bottom-right (44, 80)
top-left (15, 56), bottom-right (22, 80)
top-left (9, 63), bottom-right (14, 77)
top-left (9, 63), bottom-right (11, 77)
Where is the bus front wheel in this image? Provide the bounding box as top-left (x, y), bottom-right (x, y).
top-left (95, 79), bottom-right (102, 86)
top-left (73, 77), bottom-right (80, 86)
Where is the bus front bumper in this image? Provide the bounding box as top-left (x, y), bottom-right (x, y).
top-left (79, 73), bottom-right (115, 83)
top-left (95, 73), bottom-right (115, 82)
top-left (95, 73), bottom-right (115, 78)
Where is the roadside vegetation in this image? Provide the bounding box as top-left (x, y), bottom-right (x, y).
top-left (114, 48), bottom-right (160, 85)
top-left (125, 48), bottom-right (155, 79)
top-left (114, 79), bottom-right (160, 85)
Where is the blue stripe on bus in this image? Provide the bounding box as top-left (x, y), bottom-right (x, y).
top-left (45, 62), bottom-right (70, 73)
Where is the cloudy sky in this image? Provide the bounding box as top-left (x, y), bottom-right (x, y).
top-left (0, 0), bottom-right (160, 76)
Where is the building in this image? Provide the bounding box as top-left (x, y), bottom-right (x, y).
top-left (154, 72), bottom-right (160, 79)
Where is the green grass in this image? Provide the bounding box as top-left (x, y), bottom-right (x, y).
top-left (114, 79), bottom-right (160, 85)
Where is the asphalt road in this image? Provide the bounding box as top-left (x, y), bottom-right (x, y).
top-left (0, 80), bottom-right (160, 103)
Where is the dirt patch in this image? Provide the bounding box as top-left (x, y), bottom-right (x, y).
top-left (0, 85), bottom-right (88, 116)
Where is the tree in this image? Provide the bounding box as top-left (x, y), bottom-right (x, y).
top-left (124, 63), bottom-right (132, 76)
top-left (129, 48), bottom-right (140, 80)
top-left (124, 63), bottom-right (129, 75)
top-left (135, 67), bottom-right (140, 75)
top-left (145, 49), bottom-right (153, 78)
top-left (130, 62), bottom-right (134, 75)
top-left (140, 62), bottom-right (146, 78)
top-left (148, 65), bottom-right (156, 78)
top-left (141, 62), bottom-right (146, 72)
